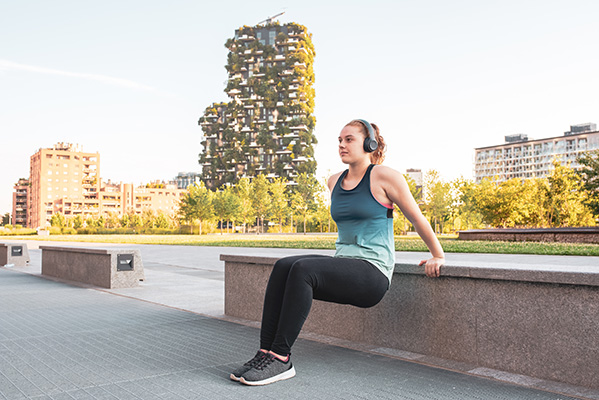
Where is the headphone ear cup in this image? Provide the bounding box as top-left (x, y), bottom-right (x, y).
top-left (364, 137), bottom-right (378, 152)
top-left (369, 139), bottom-right (378, 152)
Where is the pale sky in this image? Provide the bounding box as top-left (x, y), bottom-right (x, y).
top-left (2, 0), bottom-right (598, 215)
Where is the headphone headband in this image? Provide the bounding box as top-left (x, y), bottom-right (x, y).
top-left (353, 119), bottom-right (378, 153)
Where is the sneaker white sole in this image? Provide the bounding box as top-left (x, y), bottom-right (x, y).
top-left (239, 366), bottom-right (296, 386)
top-left (230, 373), bottom-right (241, 382)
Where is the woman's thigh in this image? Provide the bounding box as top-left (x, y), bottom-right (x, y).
top-left (288, 257), bottom-right (388, 308)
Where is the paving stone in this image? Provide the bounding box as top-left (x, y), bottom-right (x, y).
top-left (0, 254), bottom-right (588, 400)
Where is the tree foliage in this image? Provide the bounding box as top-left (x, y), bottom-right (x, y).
top-left (578, 149), bottom-right (599, 217)
top-left (178, 182), bottom-right (214, 234)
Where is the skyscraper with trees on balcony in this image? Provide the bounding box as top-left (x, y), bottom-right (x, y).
top-left (198, 21), bottom-right (316, 189)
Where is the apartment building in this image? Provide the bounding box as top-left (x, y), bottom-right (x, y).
top-left (474, 123), bottom-right (599, 183)
top-left (198, 21), bottom-right (317, 188)
top-left (28, 143), bottom-right (100, 228)
top-left (405, 168), bottom-right (424, 200)
top-left (12, 178), bottom-right (29, 227)
top-left (25, 143), bottom-right (186, 228)
top-left (175, 172), bottom-right (201, 189)
top-left (99, 181), bottom-right (185, 216)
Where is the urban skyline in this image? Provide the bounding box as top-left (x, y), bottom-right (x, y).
top-left (15, 142), bottom-right (187, 228)
top-left (2, 1), bottom-right (599, 214)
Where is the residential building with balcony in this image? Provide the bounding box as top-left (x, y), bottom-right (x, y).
top-left (28, 143), bottom-right (100, 228)
top-left (99, 181), bottom-right (185, 217)
top-left (12, 178), bottom-right (29, 227)
top-left (198, 21), bottom-right (316, 188)
top-left (474, 123), bottom-right (599, 183)
top-left (26, 143), bottom-right (186, 228)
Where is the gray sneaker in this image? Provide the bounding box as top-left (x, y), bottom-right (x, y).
top-left (230, 351), bottom-right (267, 381)
top-left (240, 353), bottom-right (296, 386)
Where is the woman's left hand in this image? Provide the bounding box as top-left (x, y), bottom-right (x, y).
top-left (418, 257), bottom-right (445, 278)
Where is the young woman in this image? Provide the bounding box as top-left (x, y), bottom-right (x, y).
top-left (230, 119), bottom-right (445, 386)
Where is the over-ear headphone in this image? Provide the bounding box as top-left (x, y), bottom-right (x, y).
top-left (354, 119), bottom-right (378, 153)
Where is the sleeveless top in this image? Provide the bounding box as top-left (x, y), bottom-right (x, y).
top-left (331, 164), bottom-right (395, 284)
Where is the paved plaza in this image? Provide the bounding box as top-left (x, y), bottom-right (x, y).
top-left (1, 240), bottom-right (598, 399)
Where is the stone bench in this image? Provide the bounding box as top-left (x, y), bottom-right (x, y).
top-left (41, 246), bottom-right (145, 289)
top-left (0, 242), bottom-right (30, 267)
top-left (221, 254), bottom-right (599, 390)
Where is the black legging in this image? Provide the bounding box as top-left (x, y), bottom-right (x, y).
top-left (260, 254), bottom-right (389, 356)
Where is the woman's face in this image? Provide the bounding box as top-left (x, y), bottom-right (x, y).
top-left (338, 125), bottom-right (367, 164)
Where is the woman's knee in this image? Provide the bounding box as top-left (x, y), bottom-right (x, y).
top-left (272, 256), bottom-right (296, 274)
top-left (288, 259), bottom-right (318, 287)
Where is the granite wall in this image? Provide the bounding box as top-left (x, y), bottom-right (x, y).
top-left (222, 254), bottom-right (599, 389)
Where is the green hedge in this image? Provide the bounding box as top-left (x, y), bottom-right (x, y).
top-left (0, 228), bottom-right (37, 236)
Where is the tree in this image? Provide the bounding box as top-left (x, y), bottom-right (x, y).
top-left (234, 177), bottom-right (254, 233)
top-left (119, 213), bottom-right (130, 228)
top-left (72, 214), bottom-right (84, 229)
top-left (546, 160), bottom-right (595, 227)
top-left (213, 186), bottom-right (241, 234)
top-left (515, 178), bottom-right (549, 227)
top-left (470, 178), bottom-right (532, 228)
top-left (312, 184), bottom-right (332, 233)
top-left (104, 212), bottom-right (120, 229)
top-left (448, 178), bottom-right (483, 231)
top-left (394, 174), bottom-right (421, 235)
top-left (250, 174), bottom-right (271, 233)
top-left (50, 213), bottom-right (67, 228)
top-left (2, 212), bottom-right (10, 226)
top-left (268, 177), bottom-right (289, 232)
top-left (142, 210), bottom-right (156, 229)
top-left (129, 213), bottom-right (143, 228)
top-left (154, 211), bottom-right (172, 229)
top-left (578, 149), bottom-right (599, 217)
top-left (291, 172), bottom-right (319, 234)
top-left (422, 170), bottom-right (452, 233)
top-left (178, 182), bottom-right (214, 234)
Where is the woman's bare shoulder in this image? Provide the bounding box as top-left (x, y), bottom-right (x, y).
top-left (327, 171), bottom-right (345, 191)
top-left (372, 165), bottom-right (404, 181)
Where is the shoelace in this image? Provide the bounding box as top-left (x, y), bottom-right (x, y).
top-left (244, 352), bottom-right (266, 367)
top-left (253, 354), bottom-right (277, 371)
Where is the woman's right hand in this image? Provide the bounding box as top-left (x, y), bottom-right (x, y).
top-left (418, 257), bottom-right (444, 278)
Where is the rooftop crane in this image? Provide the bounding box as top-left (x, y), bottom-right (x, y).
top-left (257, 12), bottom-right (285, 25)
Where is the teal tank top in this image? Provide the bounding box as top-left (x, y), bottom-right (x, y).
top-left (331, 164), bottom-right (395, 284)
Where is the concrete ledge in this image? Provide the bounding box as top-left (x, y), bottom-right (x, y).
top-left (222, 254), bottom-right (599, 390)
top-left (41, 246), bottom-right (145, 288)
top-left (0, 242), bottom-right (30, 267)
top-left (458, 227), bottom-right (599, 244)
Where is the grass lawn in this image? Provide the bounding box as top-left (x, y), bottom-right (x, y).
top-left (2, 233), bottom-right (599, 256)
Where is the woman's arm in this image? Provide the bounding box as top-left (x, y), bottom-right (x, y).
top-left (374, 166), bottom-right (445, 277)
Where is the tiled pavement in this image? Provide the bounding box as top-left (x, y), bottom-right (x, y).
top-left (1, 241), bottom-right (597, 399)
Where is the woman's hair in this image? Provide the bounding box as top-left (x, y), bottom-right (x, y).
top-left (345, 120), bottom-right (387, 164)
